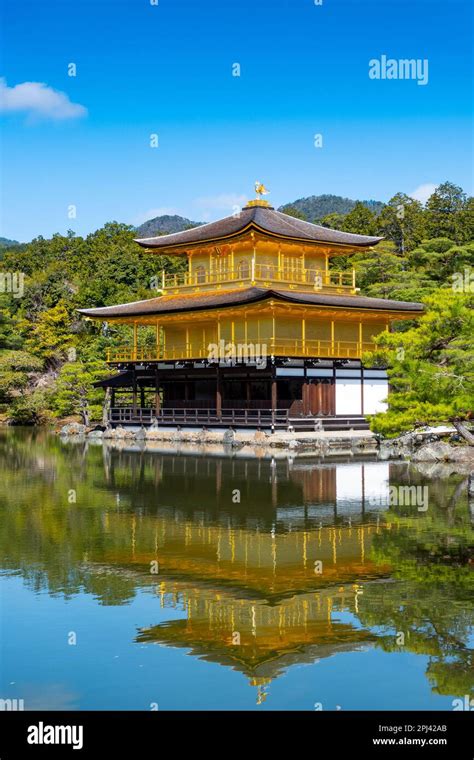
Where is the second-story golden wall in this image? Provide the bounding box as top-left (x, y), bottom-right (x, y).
top-left (106, 301), bottom-right (389, 363)
top-left (160, 233), bottom-right (356, 295)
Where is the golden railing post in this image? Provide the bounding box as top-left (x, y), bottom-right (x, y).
top-left (133, 322), bottom-right (138, 361)
top-left (156, 322), bottom-right (160, 361)
top-left (251, 231), bottom-right (257, 284)
top-left (272, 310), bottom-right (276, 352)
top-left (185, 327), bottom-right (190, 359)
top-left (352, 268), bottom-right (356, 289)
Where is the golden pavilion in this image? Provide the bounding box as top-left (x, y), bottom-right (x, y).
top-left (79, 188), bottom-right (423, 429)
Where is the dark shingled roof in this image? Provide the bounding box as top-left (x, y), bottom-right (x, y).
top-left (78, 287), bottom-right (424, 320)
top-left (134, 205), bottom-right (383, 250)
top-left (95, 370), bottom-right (165, 387)
top-left (94, 371), bottom-right (135, 388)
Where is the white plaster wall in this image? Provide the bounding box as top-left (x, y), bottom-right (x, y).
top-left (335, 379), bottom-right (362, 415)
top-left (363, 379), bottom-right (388, 414)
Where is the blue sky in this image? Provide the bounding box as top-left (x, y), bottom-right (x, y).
top-left (1, 0), bottom-right (472, 241)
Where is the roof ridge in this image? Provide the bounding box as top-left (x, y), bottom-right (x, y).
top-left (269, 207), bottom-right (380, 241)
top-left (135, 207), bottom-right (255, 244)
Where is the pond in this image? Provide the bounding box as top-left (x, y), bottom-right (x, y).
top-left (0, 428), bottom-right (472, 711)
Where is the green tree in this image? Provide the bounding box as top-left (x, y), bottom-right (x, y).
top-left (409, 238), bottom-right (474, 285)
top-left (0, 295), bottom-right (23, 350)
top-left (457, 196), bottom-right (474, 242)
top-left (320, 212), bottom-right (346, 230)
top-left (352, 241), bottom-right (433, 302)
top-left (341, 202), bottom-right (377, 235)
top-left (425, 182), bottom-right (467, 242)
top-left (378, 193), bottom-right (425, 253)
top-left (0, 350), bottom-right (43, 404)
top-left (24, 301), bottom-right (74, 368)
top-left (7, 389), bottom-right (53, 425)
top-left (280, 205), bottom-right (307, 220)
top-left (365, 289), bottom-right (474, 439)
top-left (52, 360), bottom-right (110, 425)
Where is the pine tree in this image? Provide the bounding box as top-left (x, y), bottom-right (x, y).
top-left (341, 202), bottom-right (377, 235)
top-left (425, 182), bottom-right (467, 242)
top-left (365, 289), bottom-right (474, 439)
top-left (378, 193), bottom-right (425, 253)
top-left (52, 360), bottom-right (109, 426)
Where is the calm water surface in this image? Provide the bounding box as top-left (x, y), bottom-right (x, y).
top-left (0, 429), bottom-right (472, 710)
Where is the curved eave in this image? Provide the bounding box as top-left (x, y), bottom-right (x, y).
top-left (78, 288), bottom-right (424, 322)
top-left (134, 221), bottom-right (383, 253)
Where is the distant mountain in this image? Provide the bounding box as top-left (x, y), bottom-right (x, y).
top-left (134, 195), bottom-right (385, 238)
top-left (135, 214), bottom-right (201, 238)
top-left (279, 194), bottom-right (384, 222)
top-left (0, 236), bottom-right (20, 249)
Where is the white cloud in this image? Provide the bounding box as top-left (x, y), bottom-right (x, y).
top-left (132, 207), bottom-right (182, 225)
top-left (193, 193), bottom-right (247, 220)
top-left (409, 183), bottom-right (438, 204)
top-left (0, 77), bottom-right (87, 121)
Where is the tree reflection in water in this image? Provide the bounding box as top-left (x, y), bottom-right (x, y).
top-left (0, 428), bottom-right (472, 701)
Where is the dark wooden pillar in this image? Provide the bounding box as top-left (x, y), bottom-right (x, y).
top-left (246, 380), bottom-right (251, 408)
top-left (111, 389), bottom-right (116, 408)
top-left (155, 368), bottom-right (160, 414)
top-left (321, 381), bottom-right (329, 416)
top-left (271, 375), bottom-right (277, 429)
top-left (140, 386), bottom-right (145, 409)
top-left (102, 387), bottom-right (111, 427)
top-left (132, 368), bottom-right (137, 412)
top-left (329, 379), bottom-right (336, 416)
top-left (302, 381), bottom-right (309, 415)
top-left (316, 381), bottom-right (323, 415)
top-left (216, 460), bottom-right (222, 502)
top-left (216, 368), bottom-right (222, 417)
top-left (271, 378), bottom-right (277, 411)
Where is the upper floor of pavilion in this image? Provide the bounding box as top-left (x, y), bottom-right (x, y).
top-left (135, 197), bottom-right (383, 297)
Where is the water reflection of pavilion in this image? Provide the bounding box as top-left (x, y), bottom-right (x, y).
top-left (137, 582), bottom-right (376, 699)
top-left (103, 449), bottom-right (392, 524)
top-left (110, 514), bottom-right (391, 595)
top-left (97, 455), bottom-right (395, 698)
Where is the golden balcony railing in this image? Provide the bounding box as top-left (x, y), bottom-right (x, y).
top-left (159, 264), bottom-right (356, 295)
top-left (106, 338), bottom-right (375, 364)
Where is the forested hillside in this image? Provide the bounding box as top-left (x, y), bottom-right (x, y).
top-left (134, 214), bottom-right (200, 238)
top-left (0, 181), bottom-right (472, 435)
top-left (279, 194), bottom-right (384, 221)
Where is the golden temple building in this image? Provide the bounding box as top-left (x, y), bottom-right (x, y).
top-left (79, 188), bottom-right (423, 429)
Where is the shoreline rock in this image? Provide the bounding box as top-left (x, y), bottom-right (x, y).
top-left (59, 422), bottom-right (87, 436)
top-left (56, 421), bottom-right (473, 463)
top-left (412, 441), bottom-right (474, 464)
